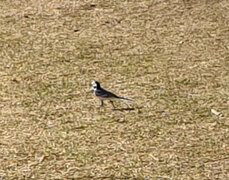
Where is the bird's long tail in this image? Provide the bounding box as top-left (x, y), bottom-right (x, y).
top-left (118, 97), bottom-right (132, 103)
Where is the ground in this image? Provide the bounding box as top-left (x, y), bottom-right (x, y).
top-left (0, 0), bottom-right (228, 179)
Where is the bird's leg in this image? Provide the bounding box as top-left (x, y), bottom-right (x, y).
top-left (110, 100), bottom-right (116, 109)
top-left (100, 100), bottom-right (104, 107)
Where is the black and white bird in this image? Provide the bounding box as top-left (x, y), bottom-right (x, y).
top-left (91, 81), bottom-right (132, 108)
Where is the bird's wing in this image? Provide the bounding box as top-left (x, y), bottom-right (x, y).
top-left (95, 88), bottom-right (119, 98)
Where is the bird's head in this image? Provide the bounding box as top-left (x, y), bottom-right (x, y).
top-left (91, 81), bottom-right (101, 90)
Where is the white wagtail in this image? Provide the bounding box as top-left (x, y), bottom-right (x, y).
top-left (91, 81), bottom-right (132, 108)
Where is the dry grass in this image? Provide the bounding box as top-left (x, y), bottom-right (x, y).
top-left (0, 0), bottom-right (229, 179)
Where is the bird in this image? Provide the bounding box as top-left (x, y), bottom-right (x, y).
top-left (91, 81), bottom-right (132, 109)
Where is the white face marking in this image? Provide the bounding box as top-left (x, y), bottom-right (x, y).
top-left (91, 81), bottom-right (97, 91)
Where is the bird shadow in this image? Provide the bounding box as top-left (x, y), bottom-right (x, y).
top-left (112, 107), bottom-right (135, 111)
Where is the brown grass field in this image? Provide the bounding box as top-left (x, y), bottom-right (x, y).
top-left (0, 0), bottom-right (229, 179)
